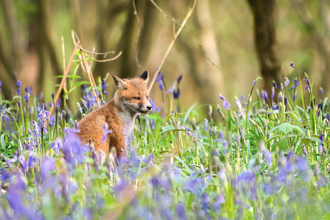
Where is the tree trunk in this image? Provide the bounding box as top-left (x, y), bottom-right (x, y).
top-left (247, 0), bottom-right (282, 98)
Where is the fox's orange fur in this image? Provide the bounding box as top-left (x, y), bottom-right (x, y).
top-left (77, 71), bottom-right (151, 164)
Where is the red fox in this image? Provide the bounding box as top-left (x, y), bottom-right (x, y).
top-left (77, 71), bottom-right (152, 164)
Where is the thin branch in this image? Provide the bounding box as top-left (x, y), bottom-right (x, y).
top-left (62, 37), bottom-right (68, 93)
top-left (132, 0), bottom-right (143, 71)
top-left (92, 51), bottom-right (123, 62)
top-left (47, 43), bottom-right (79, 126)
top-left (148, 0), bottom-right (197, 92)
top-left (80, 48), bottom-right (101, 107)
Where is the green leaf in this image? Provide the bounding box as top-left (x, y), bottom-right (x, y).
top-left (161, 125), bottom-right (176, 133)
top-left (301, 137), bottom-right (320, 145)
top-left (160, 125), bottom-right (184, 134)
top-left (269, 122), bottom-right (305, 135)
top-left (74, 81), bottom-right (91, 87)
top-left (276, 138), bottom-right (289, 150)
top-left (183, 103), bottom-right (197, 124)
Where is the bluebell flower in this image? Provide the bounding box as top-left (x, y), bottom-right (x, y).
top-left (102, 80), bottom-right (109, 95)
top-left (177, 74), bottom-right (183, 84)
top-left (223, 100), bottom-right (231, 109)
top-left (156, 72), bottom-right (164, 82)
top-left (102, 123), bottom-right (112, 143)
top-left (294, 78), bottom-right (299, 87)
top-left (320, 87), bottom-right (324, 95)
top-left (271, 87), bottom-right (275, 100)
top-left (290, 62), bottom-right (295, 68)
top-left (173, 88), bottom-right (181, 99)
top-left (285, 77), bottom-right (290, 87)
top-left (280, 83), bottom-right (283, 91)
top-left (16, 89), bottom-right (20, 95)
top-left (159, 82), bottom-right (164, 91)
top-left (149, 119), bottom-right (155, 130)
top-left (273, 81), bottom-right (277, 90)
top-left (320, 134), bottom-right (324, 144)
top-left (16, 80), bottom-right (21, 88)
top-left (293, 91), bottom-right (297, 101)
top-left (176, 203), bottom-right (186, 220)
top-left (166, 83), bottom-right (175, 94)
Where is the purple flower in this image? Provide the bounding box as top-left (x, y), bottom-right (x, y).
top-left (285, 77), bottom-right (290, 87)
top-left (271, 87), bottom-right (275, 100)
top-left (223, 100), bottom-right (230, 109)
top-left (290, 62), bottom-right (295, 68)
top-left (102, 80), bottom-right (109, 95)
top-left (293, 91), bottom-right (297, 101)
top-left (166, 83), bottom-right (175, 94)
top-left (177, 75), bottom-right (183, 84)
top-left (156, 72), bottom-right (164, 82)
top-left (219, 94), bottom-right (225, 100)
top-left (102, 123), bottom-right (112, 143)
top-left (16, 80), bottom-right (21, 88)
top-left (320, 87), bottom-right (324, 95)
top-left (176, 203), bottom-right (186, 220)
top-left (159, 82), bottom-right (164, 91)
top-left (16, 89), bottom-right (20, 95)
top-left (294, 78), bottom-right (299, 87)
top-left (262, 91), bottom-right (268, 100)
top-left (289, 86), bottom-right (295, 92)
top-left (173, 88), bottom-right (181, 99)
top-left (273, 81), bottom-right (277, 90)
top-left (320, 134), bottom-right (324, 144)
top-left (280, 83), bottom-right (283, 91)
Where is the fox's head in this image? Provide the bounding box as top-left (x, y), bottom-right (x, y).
top-left (112, 71), bottom-right (152, 115)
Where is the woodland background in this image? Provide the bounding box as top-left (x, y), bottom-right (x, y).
top-left (0, 0), bottom-right (330, 112)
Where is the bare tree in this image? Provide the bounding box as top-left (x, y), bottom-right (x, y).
top-left (247, 0), bottom-right (282, 97)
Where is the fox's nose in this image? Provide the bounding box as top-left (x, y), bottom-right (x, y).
top-left (147, 106), bottom-right (152, 111)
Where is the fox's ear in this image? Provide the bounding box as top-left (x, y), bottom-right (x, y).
top-left (139, 71), bottom-right (149, 83)
top-left (111, 73), bottom-right (127, 90)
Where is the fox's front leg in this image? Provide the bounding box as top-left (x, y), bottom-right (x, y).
top-left (110, 133), bottom-right (127, 161)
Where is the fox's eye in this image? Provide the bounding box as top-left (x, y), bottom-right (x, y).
top-left (134, 97), bottom-right (140, 100)
top-left (146, 96), bottom-right (149, 99)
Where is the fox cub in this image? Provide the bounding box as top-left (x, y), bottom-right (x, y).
top-left (78, 71), bottom-right (152, 164)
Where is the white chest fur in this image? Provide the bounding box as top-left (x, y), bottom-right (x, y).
top-left (117, 111), bottom-right (135, 145)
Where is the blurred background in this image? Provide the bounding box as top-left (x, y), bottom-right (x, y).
top-left (0, 0), bottom-right (329, 112)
